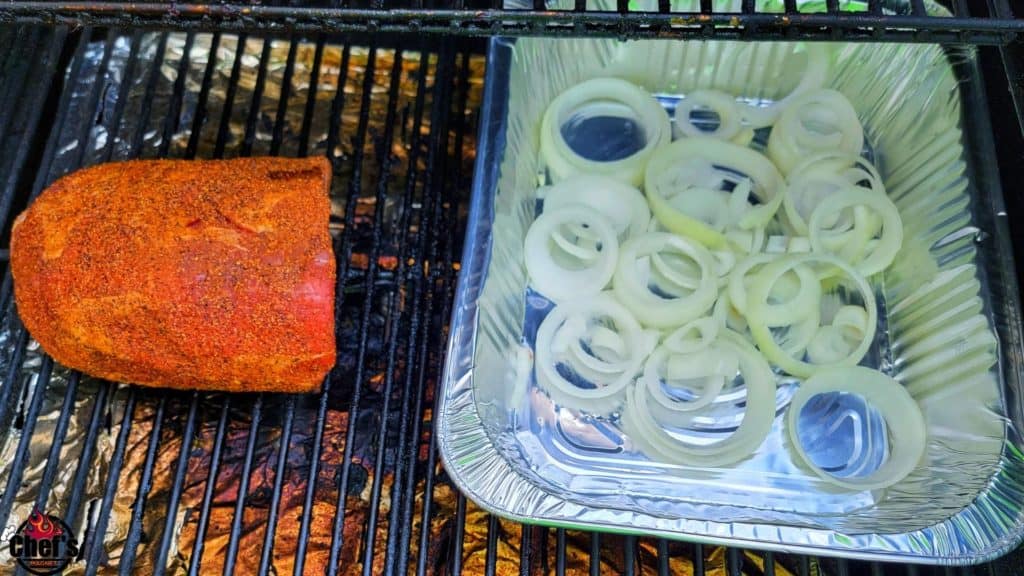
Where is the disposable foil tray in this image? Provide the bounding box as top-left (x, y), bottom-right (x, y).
top-left (437, 31), bottom-right (1024, 564)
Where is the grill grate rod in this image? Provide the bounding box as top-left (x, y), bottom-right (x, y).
top-left (290, 37), bottom-right (354, 576)
top-left (358, 46), bottom-right (408, 576)
top-left (383, 37), bottom-right (433, 576)
top-left (325, 40), bottom-right (381, 576)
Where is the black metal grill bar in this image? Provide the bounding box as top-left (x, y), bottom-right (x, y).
top-left (213, 33), bottom-right (247, 157)
top-left (84, 389), bottom-right (138, 576)
top-left (326, 40), bottom-right (380, 576)
top-left (221, 395), bottom-right (263, 575)
top-left (287, 31), bottom-right (328, 574)
top-left (358, 45), bottom-right (407, 576)
top-left (385, 40), bottom-right (433, 576)
top-left (0, 28), bottom-right (41, 158)
top-left (290, 39), bottom-right (352, 576)
top-left (240, 38), bottom-right (273, 157)
top-left (101, 30), bottom-right (143, 162)
top-left (257, 396), bottom-right (296, 576)
top-left (415, 39), bottom-right (458, 576)
top-left (269, 39), bottom-right (299, 156)
top-left (186, 396), bottom-right (231, 576)
top-left (0, 3), bottom-right (1022, 43)
top-left (117, 395), bottom-right (168, 575)
top-left (157, 32), bottom-right (194, 158)
top-left (152, 393), bottom-right (201, 576)
top-left (62, 382), bottom-right (112, 533)
top-left (0, 26), bottom-right (65, 235)
top-left (185, 32), bottom-right (221, 158)
top-left (26, 372), bottom-right (79, 512)
top-left (0, 356), bottom-right (54, 532)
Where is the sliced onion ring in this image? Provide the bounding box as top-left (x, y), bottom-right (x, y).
top-left (787, 366), bottom-right (926, 490)
top-left (535, 293), bottom-right (656, 416)
top-left (524, 204), bottom-right (619, 303)
top-left (613, 233), bottom-right (718, 328)
top-left (767, 89), bottom-right (864, 176)
top-left (663, 317), bottom-right (720, 354)
top-left (622, 330), bottom-right (777, 467)
top-left (674, 89), bottom-right (743, 142)
top-left (782, 152), bottom-right (885, 235)
top-left (543, 174), bottom-right (651, 240)
top-left (747, 254), bottom-right (877, 378)
top-left (639, 346), bottom-right (730, 417)
top-left (741, 46), bottom-right (830, 129)
top-left (540, 77), bottom-right (671, 186)
top-left (644, 139), bottom-right (783, 249)
top-left (808, 187), bottom-right (903, 277)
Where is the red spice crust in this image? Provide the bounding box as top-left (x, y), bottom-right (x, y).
top-left (10, 157), bottom-right (336, 393)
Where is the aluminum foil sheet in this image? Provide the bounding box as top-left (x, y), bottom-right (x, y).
top-left (438, 6), bottom-right (1024, 566)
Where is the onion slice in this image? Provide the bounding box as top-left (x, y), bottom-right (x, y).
top-left (741, 46), bottom-right (830, 129)
top-left (767, 89), bottom-right (864, 176)
top-left (747, 254), bottom-right (877, 378)
top-left (808, 187), bottom-right (903, 277)
top-left (622, 330), bottom-right (777, 467)
top-left (644, 139), bottom-right (784, 249)
top-left (613, 233), bottom-right (718, 328)
top-left (540, 77), bottom-right (671, 186)
top-left (524, 204), bottom-right (619, 303)
top-left (535, 293), bottom-right (657, 416)
top-left (674, 89), bottom-right (744, 142)
top-left (787, 366), bottom-right (926, 490)
top-left (543, 174), bottom-right (651, 240)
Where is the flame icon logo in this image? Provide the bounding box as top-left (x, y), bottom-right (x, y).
top-left (23, 509), bottom-right (63, 540)
top-left (7, 508), bottom-right (78, 575)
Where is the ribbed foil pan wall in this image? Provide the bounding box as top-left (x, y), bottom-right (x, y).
top-left (437, 27), bottom-right (1024, 567)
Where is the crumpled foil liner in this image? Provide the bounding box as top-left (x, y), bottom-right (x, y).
top-left (437, 9), bottom-right (1024, 568)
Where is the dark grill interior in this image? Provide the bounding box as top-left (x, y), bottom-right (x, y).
top-left (1, 6), bottom-right (1024, 575)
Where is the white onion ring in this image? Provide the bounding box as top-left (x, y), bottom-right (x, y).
top-left (662, 317), bottom-right (720, 354)
top-left (808, 187), bottom-right (903, 277)
top-left (524, 204), bottom-right (619, 303)
top-left (787, 366), bottom-right (926, 490)
top-left (622, 330), bottom-right (776, 467)
top-left (644, 139), bottom-right (783, 249)
top-left (535, 293), bottom-right (657, 416)
top-left (674, 90), bottom-right (743, 142)
top-left (540, 77), bottom-right (671, 186)
top-left (747, 254), bottom-right (877, 378)
top-left (613, 233), bottom-right (718, 328)
top-left (741, 46), bottom-right (830, 129)
top-left (639, 345), bottom-right (732, 417)
top-left (542, 174), bottom-right (651, 240)
top-left (767, 89), bottom-right (864, 176)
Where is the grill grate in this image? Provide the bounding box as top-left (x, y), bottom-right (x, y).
top-left (0, 0), bottom-right (1022, 44)
top-left (0, 26), bottom-right (1023, 576)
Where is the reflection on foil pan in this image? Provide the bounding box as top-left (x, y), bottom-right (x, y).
top-left (0, 30), bottom-right (517, 575)
top-left (438, 7), bottom-right (1024, 568)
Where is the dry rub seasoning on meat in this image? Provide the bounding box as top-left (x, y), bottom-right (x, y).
top-left (10, 157), bottom-right (336, 393)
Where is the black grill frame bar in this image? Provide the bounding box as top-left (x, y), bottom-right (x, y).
top-left (0, 1), bottom-right (1021, 44)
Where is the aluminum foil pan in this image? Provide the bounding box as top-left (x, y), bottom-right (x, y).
top-left (437, 18), bottom-right (1024, 567)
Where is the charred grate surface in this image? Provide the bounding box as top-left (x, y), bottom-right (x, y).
top-left (0, 0), bottom-right (1021, 44)
top-left (0, 26), bottom-right (1022, 576)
